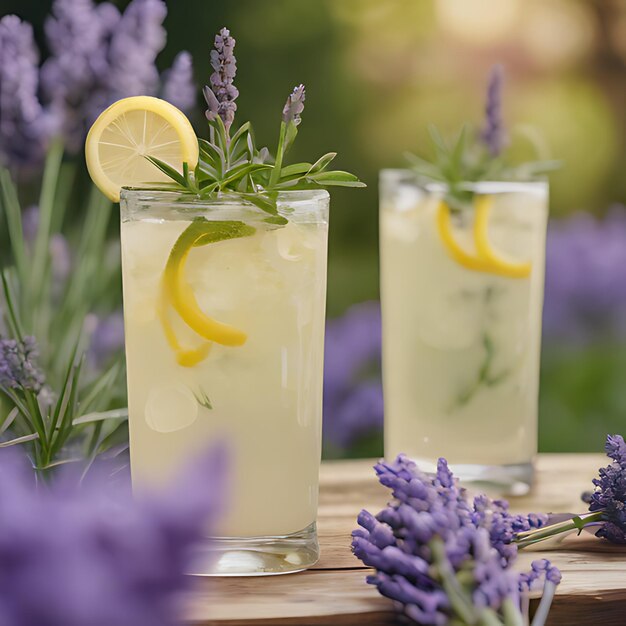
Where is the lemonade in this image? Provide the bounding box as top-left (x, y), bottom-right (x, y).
top-left (380, 171), bottom-right (548, 491)
top-left (120, 189), bottom-right (329, 569)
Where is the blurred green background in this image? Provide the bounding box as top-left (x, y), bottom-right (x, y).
top-left (3, 0), bottom-right (626, 454)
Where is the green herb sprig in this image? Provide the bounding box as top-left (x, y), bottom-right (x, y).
top-left (145, 29), bottom-right (364, 219)
top-left (407, 66), bottom-right (559, 211)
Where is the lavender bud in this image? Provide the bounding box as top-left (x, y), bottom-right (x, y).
top-left (480, 64), bottom-right (507, 157)
top-left (282, 84), bottom-right (306, 126)
top-left (205, 27), bottom-right (238, 131)
top-left (0, 336), bottom-right (45, 393)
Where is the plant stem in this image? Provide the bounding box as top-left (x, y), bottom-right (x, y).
top-left (514, 511), bottom-right (605, 548)
top-left (268, 121), bottom-right (286, 189)
top-left (430, 538), bottom-right (477, 624)
top-left (530, 581), bottom-right (558, 626)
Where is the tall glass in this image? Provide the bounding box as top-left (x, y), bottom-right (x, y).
top-left (380, 171), bottom-right (548, 493)
top-left (120, 189), bottom-right (329, 574)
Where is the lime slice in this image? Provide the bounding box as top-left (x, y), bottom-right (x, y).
top-left (85, 96), bottom-right (199, 202)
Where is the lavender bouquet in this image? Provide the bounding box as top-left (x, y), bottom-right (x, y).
top-left (516, 434), bottom-right (626, 548)
top-left (353, 455), bottom-right (560, 625)
top-left (0, 0), bottom-right (196, 475)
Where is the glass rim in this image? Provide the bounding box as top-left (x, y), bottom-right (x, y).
top-left (120, 187), bottom-right (330, 206)
top-left (379, 168), bottom-right (549, 193)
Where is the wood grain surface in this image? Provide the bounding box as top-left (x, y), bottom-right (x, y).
top-left (182, 454), bottom-right (626, 625)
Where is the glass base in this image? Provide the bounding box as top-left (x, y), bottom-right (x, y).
top-left (412, 458), bottom-right (534, 496)
top-left (186, 522), bottom-right (319, 576)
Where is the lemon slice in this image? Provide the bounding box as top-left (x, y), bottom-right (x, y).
top-left (436, 197), bottom-right (531, 279)
top-left (473, 195), bottom-right (532, 279)
top-left (159, 219), bottom-right (256, 367)
top-left (85, 96), bottom-right (199, 202)
top-left (436, 201), bottom-right (493, 273)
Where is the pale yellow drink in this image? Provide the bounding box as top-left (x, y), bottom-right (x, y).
top-left (380, 172), bottom-right (548, 490)
top-left (120, 190), bottom-right (329, 548)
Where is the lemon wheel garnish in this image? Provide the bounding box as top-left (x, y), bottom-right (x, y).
top-left (160, 219), bottom-right (256, 367)
top-left (85, 96), bottom-right (199, 202)
top-left (436, 196), bottom-right (531, 279)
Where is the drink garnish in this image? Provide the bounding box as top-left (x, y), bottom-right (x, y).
top-left (160, 219), bottom-right (255, 366)
top-left (408, 66), bottom-right (557, 277)
top-left (85, 96), bottom-right (198, 202)
top-left (437, 196), bottom-right (531, 278)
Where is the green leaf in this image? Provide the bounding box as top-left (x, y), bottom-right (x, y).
top-left (240, 193), bottom-right (278, 215)
top-left (220, 163), bottom-right (272, 189)
top-left (144, 156), bottom-right (187, 188)
top-left (0, 270), bottom-right (24, 340)
top-left (280, 162), bottom-right (312, 178)
top-left (284, 121), bottom-right (299, 153)
top-left (307, 170), bottom-right (367, 187)
top-left (263, 215), bottom-right (288, 226)
top-left (229, 121), bottom-right (252, 148)
top-left (308, 152), bottom-right (337, 173)
top-left (0, 432), bottom-right (39, 447)
top-left (73, 408), bottom-right (128, 425)
top-left (0, 168), bottom-right (28, 285)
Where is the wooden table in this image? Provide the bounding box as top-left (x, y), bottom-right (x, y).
top-left (184, 454), bottom-right (626, 625)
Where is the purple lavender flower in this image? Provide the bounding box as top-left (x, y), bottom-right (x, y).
top-left (480, 64), bottom-right (507, 157)
top-left (353, 455), bottom-right (558, 624)
top-left (0, 16), bottom-right (54, 169)
top-left (104, 0), bottom-right (166, 101)
top-left (41, 0), bottom-right (121, 152)
top-left (0, 445), bottom-right (225, 626)
top-left (282, 84), bottom-right (306, 126)
top-left (323, 302), bottom-right (383, 451)
top-left (204, 27), bottom-right (239, 131)
top-left (588, 434), bottom-right (626, 543)
top-left (0, 336), bottom-right (45, 393)
top-left (161, 51), bottom-right (196, 113)
top-left (543, 206), bottom-right (626, 342)
top-left (42, 0), bottom-right (178, 153)
top-left (516, 434), bottom-right (626, 548)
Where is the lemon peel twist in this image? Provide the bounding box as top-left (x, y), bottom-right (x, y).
top-left (436, 196), bottom-right (531, 279)
top-left (159, 219), bottom-right (256, 367)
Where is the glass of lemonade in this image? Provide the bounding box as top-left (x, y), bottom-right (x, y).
top-left (380, 170), bottom-right (548, 494)
top-left (120, 188), bottom-right (329, 575)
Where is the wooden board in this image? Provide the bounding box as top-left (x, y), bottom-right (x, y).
top-left (182, 454), bottom-right (626, 625)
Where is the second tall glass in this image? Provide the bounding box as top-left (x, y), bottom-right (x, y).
top-left (120, 189), bottom-right (329, 574)
top-left (380, 171), bottom-right (548, 493)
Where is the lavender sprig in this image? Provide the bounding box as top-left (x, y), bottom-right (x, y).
top-left (353, 455), bottom-right (559, 625)
top-left (0, 336), bottom-right (45, 393)
top-left (0, 16), bottom-right (54, 169)
top-left (152, 27), bottom-right (364, 214)
top-left (282, 83), bottom-right (306, 126)
top-left (407, 64), bottom-right (558, 211)
top-left (204, 27), bottom-right (238, 132)
top-left (480, 64), bottom-right (507, 157)
top-left (515, 434), bottom-right (626, 548)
